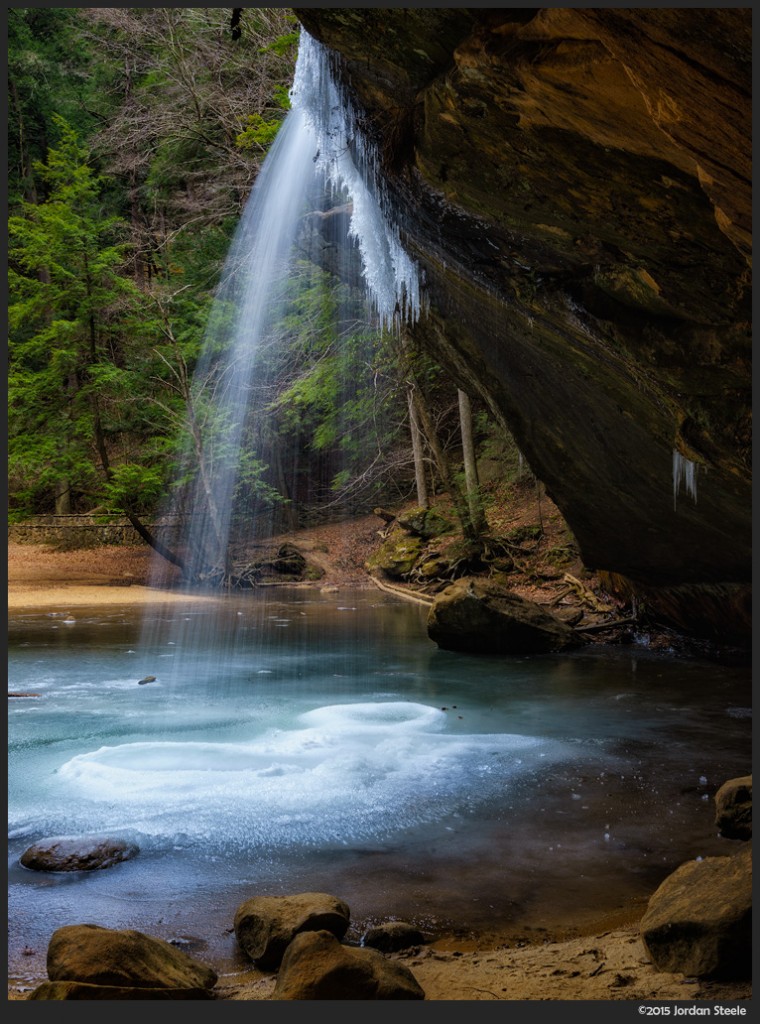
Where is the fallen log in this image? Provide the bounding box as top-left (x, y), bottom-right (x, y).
top-left (368, 574), bottom-right (435, 607)
top-left (574, 616), bottom-right (635, 634)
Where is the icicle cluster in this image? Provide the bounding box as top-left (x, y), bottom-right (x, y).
top-left (291, 30), bottom-right (422, 330)
top-left (672, 450), bottom-right (698, 509)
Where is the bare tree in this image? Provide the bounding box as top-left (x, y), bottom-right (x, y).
top-left (458, 388), bottom-right (487, 534)
top-left (80, 8), bottom-right (297, 274)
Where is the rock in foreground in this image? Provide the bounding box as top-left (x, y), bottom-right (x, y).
top-left (362, 921), bottom-right (427, 953)
top-left (234, 892), bottom-right (350, 971)
top-left (46, 923), bottom-right (218, 991)
top-left (427, 577), bottom-right (580, 654)
top-left (28, 981), bottom-right (214, 1000)
top-left (273, 929), bottom-right (425, 1000)
top-left (714, 775), bottom-right (752, 841)
top-left (640, 845), bottom-right (752, 979)
top-left (20, 835), bottom-right (139, 872)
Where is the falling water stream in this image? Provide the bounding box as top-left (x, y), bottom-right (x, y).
top-left (164, 29), bottom-right (420, 586)
top-left (7, 31), bottom-right (752, 987)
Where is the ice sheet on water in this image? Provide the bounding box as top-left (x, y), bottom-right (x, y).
top-left (46, 702), bottom-right (555, 852)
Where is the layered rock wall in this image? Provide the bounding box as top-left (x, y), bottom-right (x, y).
top-left (294, 8), bottom-right (751, 641)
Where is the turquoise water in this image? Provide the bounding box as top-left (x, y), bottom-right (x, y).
top-left (8, 588), bottom-right (751, 976)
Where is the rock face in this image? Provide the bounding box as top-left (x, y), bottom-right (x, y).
top-left (20, 835), bottom-right (139, 872)
top-left (272, 929), bottom-right (425, 1000)
top-left (293, 8), bottom-right (751, 643)
top-left (43, 924), bottom-right (218, 995)
top-left (234, 892), bottom-right (351, 971)
top-left (427, 577), bottom-right (579, 654)
top-left (639, 845), bottom-right (752, 979)
top-left (714, 775), bottom-right (752, 841)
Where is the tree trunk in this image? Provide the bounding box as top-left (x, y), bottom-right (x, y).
top-left (458, 389), bottom-right (487, 534)
top-left (396, 328), bottom-right (477, 539)
top-left (407, 387), bottom-right (429, 508)
top-left (54, 480), bottom-right (71, 515)
top-left (410, 387), bottom-right (477, 541)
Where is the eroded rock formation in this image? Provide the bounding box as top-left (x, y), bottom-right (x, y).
top-left (234, 892), bottom-right (351, 971)
top-left (293, 8), bottom-right (751, 642)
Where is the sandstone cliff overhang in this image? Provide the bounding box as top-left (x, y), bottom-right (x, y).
top-left (294, 8), bottom-right (751, 640)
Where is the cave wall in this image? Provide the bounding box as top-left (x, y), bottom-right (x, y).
top-left (293, 8), bottom-right (751, 640)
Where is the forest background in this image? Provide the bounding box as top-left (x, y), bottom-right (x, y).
top-left (8, 7), bottom-right (517, 570)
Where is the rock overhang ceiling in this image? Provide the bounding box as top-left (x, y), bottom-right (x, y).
top-left (293, 7), bottom-right (751, 641)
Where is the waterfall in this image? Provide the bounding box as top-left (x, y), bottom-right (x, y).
top-left (155, 29), bottom-right (421, 586)
top-left (672, 449), bottom-right (698, 510)
top-left (293, 34), bottom-right (422, 327)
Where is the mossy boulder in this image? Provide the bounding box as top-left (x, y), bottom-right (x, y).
top-left (427, 577), bottom-right (580, 654)
top-left (640, 845), bottom-right (752, 979)
top-left (366, 531), bottom-right (423, 579)
top-left (396, 507), bottom-right (455, 539)
top-left (714, 775), bottom-right (752, 841)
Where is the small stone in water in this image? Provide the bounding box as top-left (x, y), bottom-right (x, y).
top-left (137, 675), bottom-right (156, 685)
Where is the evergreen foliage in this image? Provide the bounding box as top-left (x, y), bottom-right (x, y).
top-left (8, 117), bottom-right (149, 514)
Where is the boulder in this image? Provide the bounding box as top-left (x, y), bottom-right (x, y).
top-left (234, 892), bottom-right (350, 971)
top-left (365, 532), bottom-right (423, 579)
top-left (397, 507), bottom-right (454, 540)
top-left (272, 544), bottom-right (308, 576)
top-left (361, 921), bottom-right (427, 953)
top-left (46, 924), bottom-right (218, 991)
top-left (640, 844), bottom-right (752, 979)
top-left (427, 577), bottom-right (580, 654)
top-left (28, 981), bottom-right (214, 1000)
top-left (20, 835), bottom-right (139, 872)
top-left (714, 775), bottom-right (752, 840)
top-left (272, 929), bottom-right (425, 1000)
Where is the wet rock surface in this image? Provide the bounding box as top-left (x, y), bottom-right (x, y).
top-left (20, 836), bottom-right (139, 873)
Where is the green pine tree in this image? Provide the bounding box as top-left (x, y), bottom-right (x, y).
top-left (8, 116), bottom-right (151, 517)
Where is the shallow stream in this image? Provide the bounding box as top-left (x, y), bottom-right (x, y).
top-left (8, 588), bottom-right (751, 978)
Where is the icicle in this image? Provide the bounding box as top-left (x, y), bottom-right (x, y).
top-left (291, 31), bottom-right (422, 330)
top-left (672, 450), bottom-right (698, 510)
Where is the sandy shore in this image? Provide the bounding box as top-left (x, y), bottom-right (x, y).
top-left (216, 927), bottom-right (752, 1002)
top-left (8, 582), bottom-right (220, 610)
top-left (7, 544), bottom-right (752, 1003)
top-left (8, 922), bottom-right (752, 1003)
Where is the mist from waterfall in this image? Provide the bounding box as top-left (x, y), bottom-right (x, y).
top-left (148, 29), bottom-right (421, 595)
